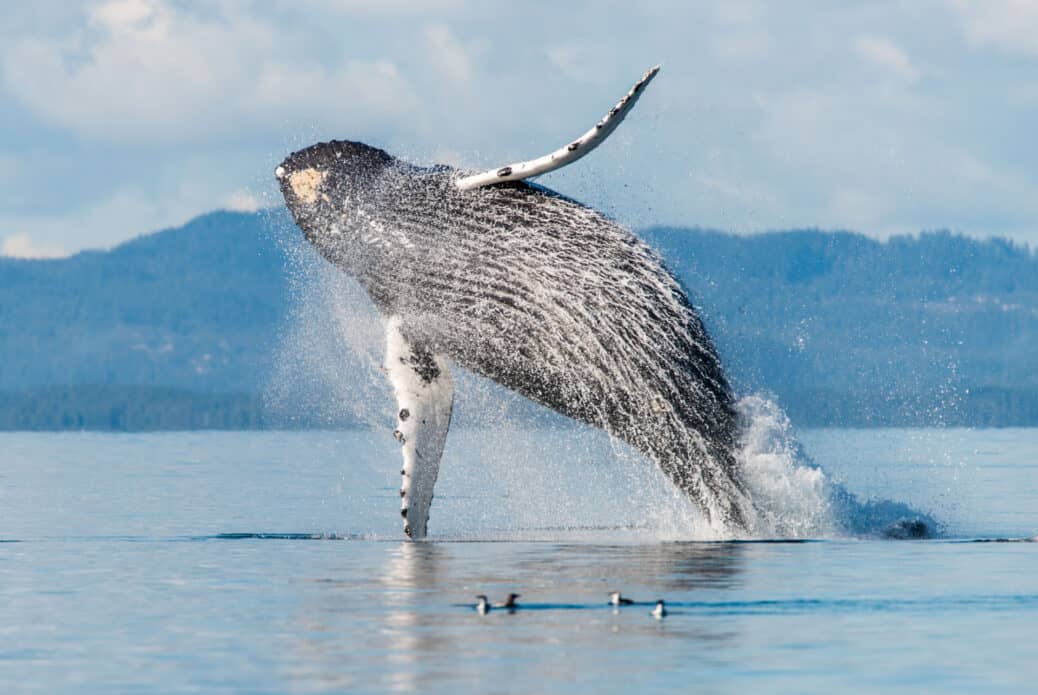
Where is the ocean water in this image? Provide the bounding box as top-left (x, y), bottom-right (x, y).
top-left (1, 426), bottom-right (1035, 693)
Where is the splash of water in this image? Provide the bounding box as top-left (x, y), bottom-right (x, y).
top-left (735, 395), bottom-right (939, 539)
top-left (263, 226), bottom-right (389, 430)
top-left (736, 395), bottom-right (835, 538)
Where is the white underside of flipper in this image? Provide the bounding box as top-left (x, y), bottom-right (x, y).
top-left (384, 316), bottom-right (454, 539)
top-left (454, 65), bottom-right (660, 190)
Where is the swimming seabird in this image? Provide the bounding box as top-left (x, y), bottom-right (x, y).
top-left (609, 591), bottom-right (635, 606)
top-left (475, 595), bottom-right (490, 615)
top-left (651, 600), bottom-right (667, 619)
top-left (494, 593), bottom-right (520, 610)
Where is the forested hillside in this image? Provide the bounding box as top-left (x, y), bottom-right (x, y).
top-left (0, 211), bottom-right (288, 394)
top-left (2, 210), bottom-right (1035, 429)
top-left (644, 227), bottom-right (1038, 425)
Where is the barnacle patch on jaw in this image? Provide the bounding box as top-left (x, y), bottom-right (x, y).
top-left (288, 168), bottom-right (327, 204)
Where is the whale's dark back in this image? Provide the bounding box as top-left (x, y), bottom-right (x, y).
top-left (281, 141), bottom-right (752, 528)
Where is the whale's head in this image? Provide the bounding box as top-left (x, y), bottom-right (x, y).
top-left (276, 140), bottom-right (394, 208)
top-left (275, 140), bottom-right (400, 263)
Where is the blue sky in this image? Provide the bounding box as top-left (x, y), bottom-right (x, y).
top-left (2, 0), bottom-right (1037, 257)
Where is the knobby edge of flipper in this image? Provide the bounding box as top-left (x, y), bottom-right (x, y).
top-left (384, 316), bottom-right (454, 539)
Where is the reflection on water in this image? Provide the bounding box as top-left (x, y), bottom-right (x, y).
top-left (286, 541), bottom-right (750, 692)
top-left (540, 542), bottom-right (747, 592)
top-left (2, 431), bottom-right (1036, 693)
top-left (383, 543), bottom-right (445, 692)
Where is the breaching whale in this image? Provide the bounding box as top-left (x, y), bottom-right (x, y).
top-left (276, 66), bottom-right (755, 538)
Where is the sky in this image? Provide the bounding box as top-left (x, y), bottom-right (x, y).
top-left (1, 0), bottom-right (1037, 258)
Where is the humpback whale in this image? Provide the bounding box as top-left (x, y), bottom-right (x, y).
top-left (276, 66), bottom-right (755, 539)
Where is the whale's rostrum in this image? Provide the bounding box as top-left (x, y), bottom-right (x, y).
top-left (276, 66), bottom-right (755, 538)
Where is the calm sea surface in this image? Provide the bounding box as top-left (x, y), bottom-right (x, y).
top-left (1, 427), bottom-right (1035, 693)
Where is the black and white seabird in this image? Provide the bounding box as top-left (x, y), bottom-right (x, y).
top-left (494, 593), bottom-right (521, 611)
top-left (651, 600), bottom-right (667, 619)
top-left (475, 595), bottom-right (490, 615)
top-left (609, 591), bottom-right (635, 606)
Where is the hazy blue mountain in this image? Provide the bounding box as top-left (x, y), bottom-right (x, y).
top-left (0, 210), bottom-right (289, 394)
top-left (1, 210), bottom-right (1035, 429)
top-left (643, 227), bottom-right (1038, 425)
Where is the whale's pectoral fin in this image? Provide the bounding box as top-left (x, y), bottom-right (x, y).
top-left (384, 316), bottom-right (454, 540)
top-left (454, 64), bottom-right (660, 190)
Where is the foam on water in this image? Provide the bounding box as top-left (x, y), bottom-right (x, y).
top-left (736, 395), bottom-right (835, 538)
top-left (734, 395), bottom-right (939, 539)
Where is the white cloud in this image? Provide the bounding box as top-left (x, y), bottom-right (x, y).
top-left (299, 0), bottom-right (465, 15)
top-left (1, 233), bottom-right (66, 259)
top-left (950, 0), bottom-right (1038, 57)
top-left (253, 58), bottom-right (420, 129)
top-left (0, 179), bottom-right (233, 254)
top-left (1, 0), bottom-right (422, 144)
top-left (854, 35), bottom-right (921, 83)
top-left (695, 169), bottom-right (781, 227)
top-left (713, 0), bottom-right (765, 26)
top-left (3, 1), bottom-right (1038, 251)
top-left (545, 44), bottom-right (590, 82)
top-left (825, 188), bottom-right (891, 234)
top-left (92, 0), bottom-right (156, 33)
top-left (422, 24), bottom-right (474, 85)
top-left (750, 83), bottom-right (1038, 236)
top-left (0, 154), bottom-right (14, 181)
top-left (1008, 82), bottom-right (1038, 107)
top-left (222, 189), bottom-right (265, 213)
top-left (711, 28), bottom-right (772, 62)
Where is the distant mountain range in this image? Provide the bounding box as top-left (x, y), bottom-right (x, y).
top-left (1, 209), bottom-right (1036, 429)
top-left (643, 226), bottom-right (1038, 426)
